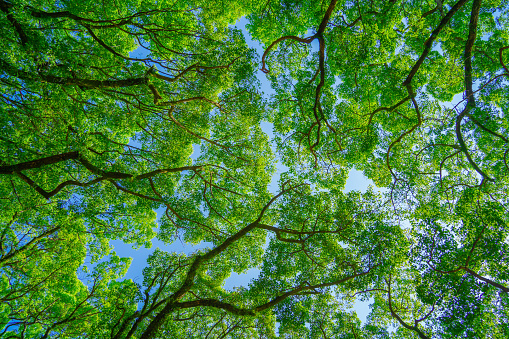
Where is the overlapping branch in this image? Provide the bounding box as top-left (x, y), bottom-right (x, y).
top-left (385, 276), bottom-right (432, 339)
top-left (112, 183), bottom-right (307, 339)
top-left (0, 151), bottom-right (203, 199)
top-left (261, 0), bottom-right (338, 164)
top-left (455, 0), bottom-right (493, 181)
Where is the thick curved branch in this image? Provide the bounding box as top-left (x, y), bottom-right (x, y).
top-left (135, 183), bottom-right (306, 339)
top-left (366, 95), bottom-right (411, 127)
top-left (427, 215), bottom-right (509, 293)
top-left (261, 0), bottom-right (338, 73)
top-left (310, 35), bottom-right (327, 155)
top-left (27, 5), bottom-right (189, 31)
top-left (1, 151), bottom-right (203, 198)
top-left (173, 266), bottom-right (375, 317)
top-left (403, 0), bottom-right (470, 86)
top-left (464, 112), bottom-right (508, 143)
top-left (260, 35), bottom-right (315, 73)
top-left (500, 46), bottom-right (509, 74)
top-left (386, 278), bottom-right (431, 339)
top-left (0, 58), bottom-right (149, 88)
top-left (316, 0), bottom-right (338, 34)
top-left (28, 7), bottom-right (132, 27)
top-left (83, 24), bottom-right (143, 62)
top-left (463, 0), bottom-right (481, 102)
top-left (462, 267), bottom-right (509, 293)
top-left (261, 0), bottom-right (339, 165)
top-left (455, 0), bottom-right (493, 181)
top-left (422, 6), bottom-right (438, 18)
top-left (42, 164), bottom-right (203, 199)
top-left (0, 0), bottom-right (28, 46)
top-left (0, 151), bottom-right (80, 174)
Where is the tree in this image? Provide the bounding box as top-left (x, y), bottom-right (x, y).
top-left (1, 0), bottom-right (508, 338)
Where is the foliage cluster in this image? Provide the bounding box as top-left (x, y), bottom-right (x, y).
top-left (1, 0), bottom-right (508, 337)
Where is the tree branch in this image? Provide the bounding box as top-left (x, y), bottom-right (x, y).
top-left (455, 0), bottom-right (493, 181)
top-left (403, 0), bottom-right (470, 86)
top-left (136, 183), bottom-right (306, 339)
top-left (0, 0), bottom-right (29, 46)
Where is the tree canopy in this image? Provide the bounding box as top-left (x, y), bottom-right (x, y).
top-left (1, 0), bottom-right (508, 337)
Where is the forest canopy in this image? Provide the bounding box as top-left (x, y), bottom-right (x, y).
top-left (1, 0), bottom-right (509, 337)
